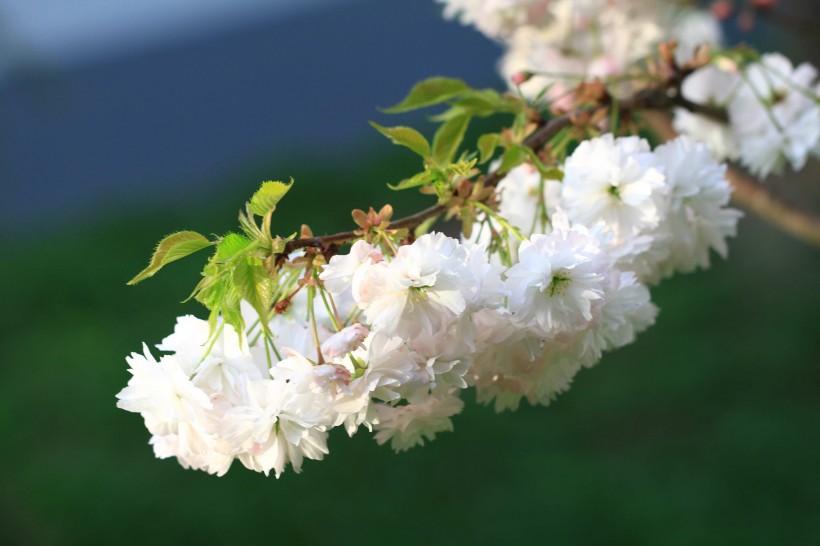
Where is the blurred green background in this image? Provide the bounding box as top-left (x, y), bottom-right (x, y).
top-left (1, 1), bottom-right (819, 545)
top-left (3, 147), bottom-right (819, 545)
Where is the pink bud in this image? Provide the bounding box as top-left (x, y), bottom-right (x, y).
top-left (511, 71), bottom-right (532, 86)
top-left (711, 1), bottom-right (733, 20)
top-left (737, 10), bottom-right (755, 31)
top-left (321, 323), bottom-right (369, 359)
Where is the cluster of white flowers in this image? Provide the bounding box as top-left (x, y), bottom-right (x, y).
top-left (440, 0), bottom-right (820, 179)
top-left (118, 133), bottom-right (741, 477)
top-left (440, 0), bottom-right (719, 106)
top-left (674, 53), bottom-right (820, 177)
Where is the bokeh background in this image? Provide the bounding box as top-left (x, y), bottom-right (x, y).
top-left (1, 1), bottom-right (818, 544)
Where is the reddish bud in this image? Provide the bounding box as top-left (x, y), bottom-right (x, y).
top-left (511, 71), bottom-right (532, 86)
top-left (711, 0), bottom-right (733, 20)
top-left (737, 10), bottom-right (756, 31)
top-left (751, 0), bottom-right (776, 10)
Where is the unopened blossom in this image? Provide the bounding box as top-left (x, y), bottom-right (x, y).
top-left (320, 323), bottom-right (369, 360)
top-left (729, 53), bottom-right (820, 177)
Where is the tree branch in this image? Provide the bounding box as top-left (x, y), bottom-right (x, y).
top-left (279, 73), bottom-right (773, 261)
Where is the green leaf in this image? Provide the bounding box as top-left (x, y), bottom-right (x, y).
top-left (477, 133), bottom-right (500, 164)
top-left (128, 231), bottom-right (213, 285)
top-left (232, 257), bottom-right (273, 323)
top-left (432, 114), bottom-right (471, 165)
top-left (369, 122), bottom-right (431, 158)
top-left (498, 144), bottom-right (526, 174)
top-left (414, 214), bottom-right (440, 238)
top-left (388, 170), bottom-right (434, 191)
top-left (520, 147), bottom-right (564, 180)
top-left (382, 77), bottom-right (469, 113)
top-left (216, 233), bottom-right (252, 261)
top-left (249, 179), bottom-right (293, 217)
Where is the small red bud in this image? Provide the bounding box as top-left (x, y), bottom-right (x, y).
top-left (737, 10), bottom-right (755, 31)
top-left (511, 71), bottom-right (532, 86)
top-left (751, 0), bottom-right (776, 10)
top-left (711, 0), bottom-right (733, 20)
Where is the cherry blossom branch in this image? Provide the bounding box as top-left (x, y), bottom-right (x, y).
top-left (278, 76), bottom-right (734, 260)
top-left (643, 110), bottom-right (820, 248)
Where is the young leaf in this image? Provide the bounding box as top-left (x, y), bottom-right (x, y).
top-left (128, 231), bottom-right (213, 285)
top-left (249, 179), bottom-right (293, 217)
top-left (432, 114), bottom-right (471, 165)
top-left (521, 147), bottom-right (564, 180)
top-left (477, 133), bottom-right (500, 164)
top-left (382, 77), bottom-right (468, 113)
top-left (388, 170), bottom-right (434, 191)
top-left (369, 122), bottom-right (431, 158)
top-left (232, 257), bottom-right (273, 323)
top-left (414, 214), bottom-right (440, 238)
top-left (216, 233), bottom-right (253, 261)
top-left (498, 144), bottom-right (526, 174)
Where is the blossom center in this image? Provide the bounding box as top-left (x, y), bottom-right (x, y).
top-left (545, 271), bottom-right (571, 296)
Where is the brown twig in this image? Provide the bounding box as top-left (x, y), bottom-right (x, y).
top-left (280, 85), bottom-right (685, 258)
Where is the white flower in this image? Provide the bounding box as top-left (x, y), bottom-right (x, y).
top-left (470, 330), bottom-right (585, 411)
top-left (578, 270), bottom-right (657, 359)
top-left (562, 134), bottom-right (667, 242)
top-left (220, 379), bottom-right (329, 478)
top-left (158, 315), bottom-right (266, 402)
top-left (355, 233), bottom-right (476, 338)
top-left (652, 136), bottom-right (742, 277)
top-left (504, 213), bottom-right (609, 336)
top-left (149, 423), bottom-right (234, 477)
top-left (437, 0), bottom-right (552, 40)
top-left (496, 162), bottom-right (545, 235)
top-left (116, 344), bottom-right (212, 436)
top-left (670, 8), bottom-right (722, 65)
top-left (673, 66), bottom-right (741, 161)
top-left (729, 53), bottom-right (820, 177)
top-left (319, 240), bottom-right (383, 301)
top-left (373, 389), bottom-right (464, 452)
top-left (500, 0), bottom-right (663, 102)
top-left (332, 333), bottom-right (418, 435)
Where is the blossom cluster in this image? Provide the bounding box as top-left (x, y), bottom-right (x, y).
top-left (440, 0), bottom-right (719, 104)
top-left (440, 0), bottom-right (820, 178)
top-left (117, 134), bottom-right (741, 477)
top-left (674, 53), bottom-right (820, 177)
